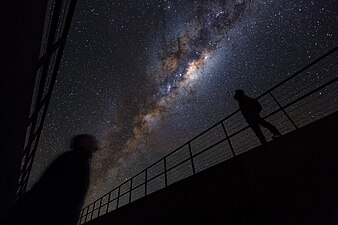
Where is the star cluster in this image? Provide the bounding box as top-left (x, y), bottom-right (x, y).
top-left (29, 0), bottom-right (338, 205)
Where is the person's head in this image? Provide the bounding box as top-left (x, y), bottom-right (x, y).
top-left (70, 134), bottom-right (98, 153)
top-left (234, 89), bottom-right (245, 101)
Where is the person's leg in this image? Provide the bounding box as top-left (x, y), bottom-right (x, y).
top-left (258, 118), bottom-right (281, 136)
top-left (249, 123), bottom-right (267, 144)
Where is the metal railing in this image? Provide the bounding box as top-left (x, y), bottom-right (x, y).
top-left (16, 0), bottom-right (78, 200)
top-left (79, 46), bottom-right (338, 224)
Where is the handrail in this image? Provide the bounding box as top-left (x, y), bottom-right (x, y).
top-left (256, 46), bottom-right (338, 100)
top-left (79, 46), bottom-right (338, 224)
top-left (16, 0), bottom-right (79, 200)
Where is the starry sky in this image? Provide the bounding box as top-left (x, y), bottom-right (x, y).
top-left (29, 0), bottom-right (338, 205)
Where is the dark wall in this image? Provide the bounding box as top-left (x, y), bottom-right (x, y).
top-left (0, 1), bottom-right (47, 219)
top-left (86, 112), bottom-right (338, 225)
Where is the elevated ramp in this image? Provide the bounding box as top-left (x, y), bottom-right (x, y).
top-left (84, 112), bottom-right (338, 225)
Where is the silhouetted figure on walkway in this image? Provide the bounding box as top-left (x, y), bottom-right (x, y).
top-left (234, 90), bottom-right (281, 144)
top-left (3, 134), bottom-right (98, 225)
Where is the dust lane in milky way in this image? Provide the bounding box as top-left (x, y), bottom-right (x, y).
top-left (89, 0), bottom-right (254, 201)
top-left (27, 0), bottom-right (338, 206)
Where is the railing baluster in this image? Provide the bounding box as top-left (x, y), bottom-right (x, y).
top-left (164, 158), bottom-right (168, 187)
top-left (97, 197), bottom-right (103, 217)
top-left (144, 169), bottom-right (148, 196)
top-left (116, 186), bottom-right (121, 209)
top-left (84, 206), bottom-right (89, 223)
top-left (221, 121), bottom-right (236, 157)
top-left (79, 208), bottom-right (84, 224)
top-left (90, 203), bottom-right (94, 220)
top-left (129, 179), bottom-right (133, 203)
top-left (188, 143), bottom-right (195, 175)
top-left (106, 192), bottom-right (111, 213)
top-left (269, 91), bottom-right (298, 129)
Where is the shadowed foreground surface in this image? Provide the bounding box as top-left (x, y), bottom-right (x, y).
top-left (85, 111), bottom-right (338, 225)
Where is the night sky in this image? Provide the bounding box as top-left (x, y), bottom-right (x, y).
top-left (29, 0), bottom-right (338, 205)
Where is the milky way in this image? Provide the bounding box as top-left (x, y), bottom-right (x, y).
top-left (88, 0), bottom-right (254, 200)
top-left (29, 0), bottom-right (338, 205)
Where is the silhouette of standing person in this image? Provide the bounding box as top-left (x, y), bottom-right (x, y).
top-left (234, 90), bottom-right (281, 144)
top-left (3, 134), bottom-right (98, 225)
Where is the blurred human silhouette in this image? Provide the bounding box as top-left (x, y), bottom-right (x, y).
top-left (3, 134), bottom-right (98, 225)
top-left (234, 90), bottom-right (281, 144)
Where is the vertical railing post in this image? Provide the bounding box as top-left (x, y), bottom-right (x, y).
top-left (144, 169), bottom-right (148, 196)
top-left (269, 92), bottom-right (298, 129)
top-left (97, 197), bottom-right (103, 217)
top-left (90, 203), bottom-right (95, 220)
top-left (84, 206), bottom-right (89, 223)
top-left (116, 186), bottom-right (121, 209)
top-left (221, 121), bottom-right (236, 157)
top-left (164, 158), bottom-right (168, 187)
top-left (79, 208), bottom-right (84, 224)
top-left (129, 179), bottom-right (133, 203)
top-left (106, 192), bottom-right (111, 214)
top-left (188, 143), bottom-right (195, 175)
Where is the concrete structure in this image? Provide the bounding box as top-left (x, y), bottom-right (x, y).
top-left (84, 112), bottom-right (338, 225)
top-left (0, 1), bottom-right (48, 218)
